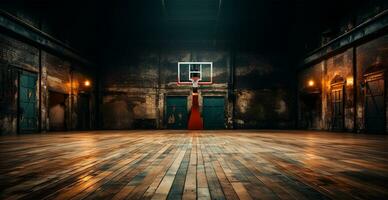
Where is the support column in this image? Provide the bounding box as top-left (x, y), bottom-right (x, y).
top-left (352, 47), bottom-right (357, 132)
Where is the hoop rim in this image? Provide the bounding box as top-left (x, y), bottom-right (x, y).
top-left (177, 81), bottom-right (213, 85)
top-left (191, 76), bottom-right (200, 81)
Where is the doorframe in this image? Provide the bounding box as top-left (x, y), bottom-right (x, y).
top-left (17, 68), bottom-right (39, 134)
top-left (164, 95), bottom-right (189, 129)
top-left (330, 81), bottom-right (345, 131)
top-left (363, 70), bottom-right (386, 133)
top-left (48, 90), bottom-right (69, 131)
top-left (202, 95), bottom-right (227, 129)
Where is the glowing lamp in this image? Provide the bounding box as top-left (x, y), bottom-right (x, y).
top-left (84, 80), bottom-right (91, 87)
top-left (346, 77), bottom-right (353, 86)
top-left (308, 80), bottom-right (314, 87)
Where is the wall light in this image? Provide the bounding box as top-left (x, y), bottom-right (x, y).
top-left (308, 80), bottom-right (314, 87)
top-left (346, 77), bottom-right (353, 86)
top-left (84, 80), bottom-right (91, 87)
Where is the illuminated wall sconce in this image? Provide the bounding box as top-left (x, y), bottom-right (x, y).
top-left (308, 80), bottom-right (315, 87)
top-left (346, 77), bottom-right (353, 86)
top-left (84, 80), bottom-right (91, 87)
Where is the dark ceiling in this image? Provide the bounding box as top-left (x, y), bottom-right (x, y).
top-left (1, 0), bottom-right (381, 62)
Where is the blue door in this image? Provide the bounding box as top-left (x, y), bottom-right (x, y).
top-left (166, 96), bottom-right (188, 129)
top-left (19, 71), bottom-right (38, 133)
top-left (203, 96), bottom-right (225, 129)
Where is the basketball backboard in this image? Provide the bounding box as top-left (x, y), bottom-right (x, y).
top-left (177, 62), bottom-right (213, 85)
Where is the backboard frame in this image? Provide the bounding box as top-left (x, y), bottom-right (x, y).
top-left (177, 62), bottom-right (213, 85)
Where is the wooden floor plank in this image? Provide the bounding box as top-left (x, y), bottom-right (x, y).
top-left (167, 149), bottom-right (191, 200)
top-left (0, 130), bottom-right (387, 199)
top-left (197, 136), bottom-right (211, 200)
top-left (201, 142), bottom-right (227, 200)
top-left (151, 144), bottom-right (188, 200)
top-left (182, 136), bottom-right (197, 200)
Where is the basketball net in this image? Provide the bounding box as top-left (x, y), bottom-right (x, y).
top-left (192, 77), bottom-right (200, 88)
top-left (192, 77), bottom-right (200, 94)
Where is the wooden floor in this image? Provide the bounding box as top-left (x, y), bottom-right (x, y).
top-left (1, 130), bottom-right (388, 200)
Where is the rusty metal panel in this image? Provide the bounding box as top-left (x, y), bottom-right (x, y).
top-left (19, 70), bottom-right (38, 132)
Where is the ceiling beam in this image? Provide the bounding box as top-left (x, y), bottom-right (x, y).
top-left (0, 10), bottom-right (93, 66)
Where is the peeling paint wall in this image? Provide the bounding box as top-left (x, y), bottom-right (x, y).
top-left (234, 53), bottom-right (294, 129)
top-left (299, 34), bottom-right (388, 133)
top-left (325, 49), bottom-right (354, 131)
top-left (101, 50), bottom-right (159, 129)
top-left (298, 3), bottom-right (388, 133)
top-left (299, 50), bottom-right (354, 131)
top-left (298, 62), bottom-right (323, 129)
top-left (101, 49), bottom-right (231, 129)
top-left (356, 35), bottom-right (388, 132)
top-left (0, 15), bottom-right (96, 134)
top-left (100, 49), bottom-right (295, 129)
top-left (0, 32), bottom-right (39, 134)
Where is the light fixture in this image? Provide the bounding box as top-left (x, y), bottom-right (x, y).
top-left (346, 77), bottom-right (353, 86)
top-left (308, 80), bottom-right (314, 87)
top-left (84, 80), bottom-right (91, 87)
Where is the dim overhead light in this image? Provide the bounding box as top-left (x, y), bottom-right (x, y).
top-left (84, 80), bottom-right (91, 87)
top-left (308, 80), bottom-right (314, 87)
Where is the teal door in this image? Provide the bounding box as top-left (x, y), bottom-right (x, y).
top-left (19, 71), bottom-right (38, 133)
top-left (203, 96), bottom-right (225, 129)
top-left (166, 96), bottom-right (188, 129)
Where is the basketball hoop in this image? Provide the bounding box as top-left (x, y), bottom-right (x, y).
top-left (192, 77), bottom-right (200, 88)
top-left (192, 76), bottom-right (200, 93)
top-left (177, 62), bottom-right (213, 85)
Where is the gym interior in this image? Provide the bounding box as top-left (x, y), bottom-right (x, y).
top-left (1, 0), bottom-right (388, 199)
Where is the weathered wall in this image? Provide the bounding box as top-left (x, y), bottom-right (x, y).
top-left (298, 34), bottom-right (388, 133)
top-left (0, 12), bottom-right (96, 134)
top-left (298, 2), bottom-right (388, 133)
top-left (325, 49), bottom-right (354, 131)
top-left (42, 51), bottom-right (96, 131)
top-left (234, 53), bottom-right (294, 128)
top-left (160, 50), bottom-right (231, 129)
top-left (101, 49), bottom-right (232, 129)
top-left (0, 32), bottom-right (39, 134)
top-left (356, 35), bottom-right (388, 132)
top-left (100, 48), bottom-right (295, 129)
top-left (298, 62), bottom-right (323, 129)
top-left (102, 50), bottom-right (159, 129)
top-left (299, 49), bottom-right (354, 131)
